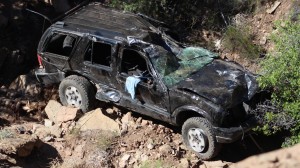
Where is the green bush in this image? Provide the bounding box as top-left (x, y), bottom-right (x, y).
top-left (258, 19), bottom-right (300, 146)
top-left (223, 25), bottom-right (262, 59)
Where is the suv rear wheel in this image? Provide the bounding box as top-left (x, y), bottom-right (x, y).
top-left (182, 117), bottom-right (221, 160)
top-left (59, 75), bottom-right (95, 112)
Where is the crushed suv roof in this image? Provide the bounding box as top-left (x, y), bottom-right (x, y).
top-left (61, 3), bottom-right (153, 41)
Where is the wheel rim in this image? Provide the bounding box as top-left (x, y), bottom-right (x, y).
top-left (65, 86), bottom-right (82, 108)
top-left (187, 128), bottom-right (207, 153)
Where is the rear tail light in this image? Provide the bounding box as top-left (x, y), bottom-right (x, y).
top-left (37, 54), bottom-right (43, 68)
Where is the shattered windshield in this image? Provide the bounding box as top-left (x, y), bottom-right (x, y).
top-left (151, 47), bottom-right (219, 87)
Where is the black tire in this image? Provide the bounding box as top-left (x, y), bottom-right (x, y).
top-left (182, 117), bottom-right (221, 160)
top-left (59, 75), bottom-right (96, 112)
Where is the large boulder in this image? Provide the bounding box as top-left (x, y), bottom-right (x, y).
top-left (76, 108), bottom-right (120, 133)
top-left (44, 100), bottom-right (81, 124)
top-left (234, 143), bottom-right (300, 168)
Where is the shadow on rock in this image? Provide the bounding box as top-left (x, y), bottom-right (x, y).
top-left (0, 118), bottom-right (10, 127)
top-left (15, 143), bottom-right (62, 168)
top-left (217, 132), bottom-right (286, 162)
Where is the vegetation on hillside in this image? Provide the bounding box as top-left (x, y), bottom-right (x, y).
top-left (258, 18), bottom-right (300, 146)
top-left (108, 0), bottom-right (266, 45)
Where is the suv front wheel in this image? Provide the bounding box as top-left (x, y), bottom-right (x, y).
top-left (59, 75), bottom-right (95, 112)
top-left (182, 117), bottom-right (221, 160)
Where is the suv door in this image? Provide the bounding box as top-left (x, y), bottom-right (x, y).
top-left (81, 37), bottom-right (117, 88)
top-left (41, 31), bottom-right (80, 72)
top-left (117, 48), bottom-right (170, 121)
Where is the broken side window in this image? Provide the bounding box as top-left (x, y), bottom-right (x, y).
top-left (121, 49), bottom-right (153, 99)
top-left (84, 41), bottom-right (112, 67)
top-left (44, 33), bottom-right (77, 56)
top-left (121, 49), bottom-right (148, 78)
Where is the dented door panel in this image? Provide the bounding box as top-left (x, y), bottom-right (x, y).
top-left (116, 47), bottom-right (170, 121)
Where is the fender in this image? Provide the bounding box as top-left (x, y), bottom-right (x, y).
top-left (171, 105), bottom-right (213, 126)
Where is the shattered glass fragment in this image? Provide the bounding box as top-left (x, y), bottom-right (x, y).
top-left (151, 47), bottom-right (219, 86)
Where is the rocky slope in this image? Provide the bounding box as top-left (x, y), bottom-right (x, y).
top-left (0, 71), bottom-right (298, 167)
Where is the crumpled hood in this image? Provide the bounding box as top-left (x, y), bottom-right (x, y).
top-left (176, 59), bottom-right (258, 108)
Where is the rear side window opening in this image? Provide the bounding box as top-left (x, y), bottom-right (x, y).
top-left (84, 41), bottom-right (112, 67)
top-left (44, 33), bottom-right (77, 56)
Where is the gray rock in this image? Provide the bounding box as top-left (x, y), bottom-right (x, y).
top-left (266, 1), bottom-right (281, 14)
top-left (121, 112), bottom-right (133, 124)
top-left (119, 154), bottom-right (131, 168)
top-left (106, 108), bottom-right (114, 114)
top-left (45, 100), bottom-right (81, 124)
top-left (179, 158), bottom-right (190, 168)
top-left (44, 100), bottom-right (61, 122)
top-left (34, 124), bottom-right (62, 139)
top-left (141, 120), bottom-right (149, 126)
top-left (43, 136), bottom-right (53, 142)
top-left (204, 160), bottom-right (229, 168)
top-left (55, 106), bottom-right (81, 123)
top-left (44, 119), bottom-right (54, 127)
top-left (76, 108), bottom-right (120, 133)
top-left (147, 143), bottom-right (155, 150)
top-left (121, 123), bottom-right (128, 135)
top-left (159, 144), bottom-right (172, 155)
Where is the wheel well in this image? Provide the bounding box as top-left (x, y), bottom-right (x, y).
top-left (176, 110), bottom-right (203, 126)
top-left (64, 72), bottom-right (97, 92)
top-left (65, 71), bottom-right (82, 78)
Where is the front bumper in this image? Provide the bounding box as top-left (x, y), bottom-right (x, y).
top-left (35, 68), bottom-right (65, 85)
top-left (214, 116), bottom-right (257, 143)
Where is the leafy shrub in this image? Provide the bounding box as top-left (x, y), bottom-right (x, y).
top-left (258, 19), bottom-right (300, 146)
top-left (250, 100), bottom-right (296, 135)
top-left (223, 25), bottom-right (262, 59)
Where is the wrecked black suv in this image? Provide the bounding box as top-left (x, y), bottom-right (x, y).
top-left (35, 3), bottom-right (259, 160)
